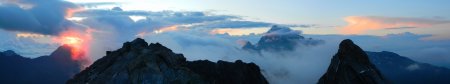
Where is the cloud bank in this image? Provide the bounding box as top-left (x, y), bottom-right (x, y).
top-left (0, 0), bottom-right (84, 35)
top-left (340, 16), bottom-right (450, 34)
top-left (139, 29), bottom-right (335, 84)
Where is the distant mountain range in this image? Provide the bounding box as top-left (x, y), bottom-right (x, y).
top-left (367, 51), bottom-right (450, 84)
top-left (0, 45), bottom-right (81, 84)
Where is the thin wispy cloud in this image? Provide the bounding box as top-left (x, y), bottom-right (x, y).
top-left (340, 16), bottom-right (450, 34)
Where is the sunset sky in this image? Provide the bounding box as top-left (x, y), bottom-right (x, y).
top-left (1, 0), bottom-right (450, 83)
top-left (64, 0), bottom-right (450, 39)
top-left (0, 0), bottom-right (449, 67)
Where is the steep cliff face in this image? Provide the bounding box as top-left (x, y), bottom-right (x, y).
top-left (67, 38), bottom-right (268, 84)
top-left (318, 39), bottom-right (388, 84)
top-left (0, 45), bottom-right (81, 84)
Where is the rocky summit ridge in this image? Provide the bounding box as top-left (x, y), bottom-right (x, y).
top-left (67, 38), bottom-right (268, 84)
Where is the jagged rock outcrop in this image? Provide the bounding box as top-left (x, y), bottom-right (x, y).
top-left (243, 25), bottom-right (323, 52)
top-left (0, 45), bottom-right (81, 84)
top-left (67, 38), bottom-right (268, 84)
top-left (318, 39), bottom-right (388, 84)
top-left (367, 51), bottom-right (450, 84)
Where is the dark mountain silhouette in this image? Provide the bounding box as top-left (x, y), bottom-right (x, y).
top-left (318, 39), bottom-right (389, 84)
top-left (367, 51), bottom-right (450, 84)
top-left (67, 38), bottom-right (268, 84)
top-left (0, 45), bottom-right (81, 84)
top-left (243, 25), bottom-right (323, 52)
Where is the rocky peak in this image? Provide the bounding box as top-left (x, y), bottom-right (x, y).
top-left (318, 39), bottom-right (388, 84)
top-left (243, 41), bottom-right (253, 47)
top-left (121, 38), bottom-right (149, 50)
top-left (263, 25), bottom-right (303, 38)
top-left (242, 41), bottom-right (257, 50)
top-left (68, 38), bottom-right (268, 84)
top-left (242, 25), bottom-right (323, 52)
top-left (337, 39), bottom-right (372, 65)
top-left (266, 25), bottom-right (292, 34)
top-left (256, 25), bottom-right (303, 51)
top-left (49, 45), bottom-right (73, 61)
top-left (131, 38), bottom-right (148, 47)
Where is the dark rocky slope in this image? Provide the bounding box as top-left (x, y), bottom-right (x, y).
top-left (186, 60), bottom-right (267, 84)
top-left (0, 45), bottom-right (81, 84)
top-left (367, 51), bottom-right (450, 84)
top-left (67, 38), bottom-right (268, 84)
top-left (318, 39), bottom-right (388, 84)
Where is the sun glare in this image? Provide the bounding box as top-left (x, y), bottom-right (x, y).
top-left (63, 37), bottom-right (83, 45)
top-left (53, 29), bottom-right (92, 65)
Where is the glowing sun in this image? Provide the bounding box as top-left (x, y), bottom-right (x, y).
top-left (62, 36), bottom-right (83, 45)
top-left (53, 29), bottom-right (92, 63)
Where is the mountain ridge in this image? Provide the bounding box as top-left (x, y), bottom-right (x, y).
top-left (0, 45), bottom-right (81, 84)
top-left (367, 51), bottom-right (450, 84)
top-left (67, 38), bottom-right (268, 84)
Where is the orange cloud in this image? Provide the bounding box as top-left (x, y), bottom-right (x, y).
top-left (65, 8), bottom-right (85, 18)
top-left (340, 16), bottom-right (449, 34)
top-left (153, 25), bottom-right (179, 34)
top-left (210, 29), bottom-right (245, 35)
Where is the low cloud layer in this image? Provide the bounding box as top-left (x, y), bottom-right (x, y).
top-left (0, 0), bottom-right (82, 35)
top-left (2, 22), bottom-right (450, 84)
top-left (139, 29), bottom-right (335, 84)
top-left (340, 16), bottom-right (450, 34)
top-left (133, 29), bottom-right (450, 84)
